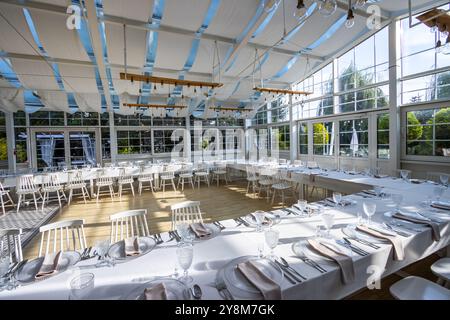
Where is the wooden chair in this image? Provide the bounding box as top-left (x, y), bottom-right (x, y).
top-left (109, 209), bottom-right (150, 243)
top-left (95, 169), bottom-right (115, 203)
top-left (0, 179), bottom-right (15, 216)
top-left (138, 166), bottom-right (156, 195)
top-left (38, 219), bottom-right (87, 257)
top-left (0, 229), bottom-right (23, 263)
top-left (16, 174), bottom-right (41, 212)
top-left (390, 276), bottom-right (450, 300)
top-left (160, 164), bottom-right (180, 194)
top-left (41, 173), bottom-right (66, 211)
top-left (170, 201), bottom-right (204, 230)
top-left (66, 170), bottom-right (90, 204)
top-left (117, 168), bottom-right (135, 200)
top-left (211, 162), bottom-right (228, 187)
top-left (177, 164), bottom-right (195, 191)
top-left (194, 163), bottom-right (210, 188)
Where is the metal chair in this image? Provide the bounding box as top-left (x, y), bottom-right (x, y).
top-left (170, 201), bottom-right (204, 230)
top-left (66, 170), bottom-right (90, 204)
top-left (0, 229), bottom-right (23, 263)
top-left (177, 164), bottom-right (195, 191)
top-left (41, 173), bottom-right (67, 211)
top-left (117, 168), bottom-right (135, 200)
top-left (109, 209), bottom-right (150, 243)
top-left (38, 219), bottom-right (87, 257)
top-left (95, 169), bottom-right (115, 203)
top-left (0, 179), bottom-right (15, 216)
top-left (16, 174), bottom-right (41, 212)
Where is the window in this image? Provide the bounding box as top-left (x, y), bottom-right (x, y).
top-left (406, 107), bottom-right (450, 157)
top-left (114, 114), bottom-right (152, 126)
top-left (101, 128), bottom-right (111, 159)
top-left (339, 118), bottom-right (368, 158)
top-left (0, 112), bottom-right (7, 165)
top-left (14, 128), bottom-right (27, 165)
top-left (298, 123), bottom-right (308, 155)
top-left (252, 106), bottom-right (268, 126)
top-left (117, 130), bottom-right (151, 154)
top-left (313, 121), bottom-right (334, 155)
top-left (14, 111), bottom-right (26, 126)
top-left (377, 113), bottom-right (390, 159)
top-left (271, 125), bottom-right (290, 151)
top-left (154, 130), bottom-right (181, 153)
top-left (153, 117), bottom-right (185, 127)
top-left (271, 106), bottom-right (289, 123)
top-left (67, 112), bottom-right (99, 126)
top-left (29, 111), bottom-right (64, 126)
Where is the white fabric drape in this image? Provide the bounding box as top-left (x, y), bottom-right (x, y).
top-left (39, 138), bottom-right (55, 167)
top-left (350, 128), bottom-right (359, 156)
top-left (81, 135), bottom-right (96, 165)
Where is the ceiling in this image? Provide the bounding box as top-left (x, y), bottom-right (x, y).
top-left (0, 0), bottom-right (446, 117)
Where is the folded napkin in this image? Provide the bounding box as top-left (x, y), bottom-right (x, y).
top-left (190, 223), bottom-right (212, 238)
top-left (392, 212), bottom-right (441, 241)
top-left (356, 225), bottom-right (404, 260)
top-left (237, 260), bottom-right (282, 300)
top-left (307, 239), bottom-right (355, 284)
top-left (144, 283), bottom-right (168, 300)
top-left (124, 236), bottom-right (140, 256)
top-left (35, 251), bottom-right (62, 279)
top-left (374, 174), bottom-right (389, 179)
top-left (431, 201), bottom-right (450, 211)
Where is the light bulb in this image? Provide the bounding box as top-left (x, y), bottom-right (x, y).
top-left (436, 40), bottom-right (443, 53)
top-left (345, 9), bottom-right (355, 29)
top-left (318, 0), bottom-right (337, 17)
top-left (294, 0), bottom-right (307, 18)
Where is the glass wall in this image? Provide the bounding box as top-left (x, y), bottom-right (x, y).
top-left (339, 118), bottom-right (368, 158)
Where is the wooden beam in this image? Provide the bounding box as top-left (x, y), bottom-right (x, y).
top-left (123, 103), bottom-right (187, 109)
top-left (120, 73), bottom-right (223, 88)
top-left (253, 87), bottom-right (312, 96)
top-left (416, 8), bottom-right (450, 30)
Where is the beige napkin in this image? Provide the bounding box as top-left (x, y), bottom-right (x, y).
top-left (190, 223), bottom-right (212, 238)
top-left (144, 283), bottom-right (168, 300)
top-left (307, 239), bottom-right (355, 284)
top-left (393, 212), bottom-right (441, 241)
top-left (237, 260), bottom-right (282, 300)
top-left (356, 225), bottom-right (405, 260)
top-left (431, 201), bottom-right (450, 211)
top-left (35, 251), bottom-right (62, 279)
top-left (124, 236), bottom-right (140, 256)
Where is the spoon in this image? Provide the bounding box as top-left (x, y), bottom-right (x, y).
top-left (191, 284), bottom-right (202, 300)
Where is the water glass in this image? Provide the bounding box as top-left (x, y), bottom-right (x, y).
top-left (264, 228), bottom-right (279, 259)
top-left (69, 273), bottom-right (95, 300)
top-left (253, 211), bottom-right (267, 232)
top-left (400, 170), bottom-right (410, 182)
top-left (374, 186), bottom-right (383, 198)
top-left (440, 175), bottom-right (449, 187)
top-left (321, 211), bottom-right (335, 238)
top-left (332, 192), bottom-right (342, 207)
top-left (391, 194), bottom-right (403, 212)
top-left (363, 201), bottom-right (376, 225)
top-left (297, 200), bottom-right (308, 213)
top-left (176, 223), bottom-right (193, 243)
top-left (433, 186), bottom-right (445, 201)
top-left (176, 242), bottom-right (194, 284)
top-left (94, 240), bottom-right (114, 267)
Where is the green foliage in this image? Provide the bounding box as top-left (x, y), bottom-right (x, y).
top-left (0, 138), bottom-right (7, 161)
top-left (407, 112), bottom-right (423, 141)
top-left (313, 123), bottom-right (330, 144)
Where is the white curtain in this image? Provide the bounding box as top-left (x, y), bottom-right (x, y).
top-left (81, 135), bottom-right (96, 165)
top-left (39, 138), bottom-right (55, 167)
top-left (350, 128), bottom-right (359, 157)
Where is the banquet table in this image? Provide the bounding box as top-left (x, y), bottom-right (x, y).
top-left (0, 171), bottom-right (449, 300)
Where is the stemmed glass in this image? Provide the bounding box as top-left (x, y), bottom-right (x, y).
top-left (440, 175), bottom-right (449, 188)
top-left (176, 223), bottom-right (194, 243)
top-left (264, 228), bottom-right (279, 259)
top-left (400, 170), bottom-right (410, 182)
top-left (176, 242), bottom-right (194, 284)
top-left (363, 201), bottom-right (377, 225)
top-left (297, 200), bottom-right (308, 214)
top-left (433, 186), bottom-right (445, 201)
top-left (320, 211), bottom-right (335, 238)
top-left (374, 186), bottom-right (384, 198)
top-left (332, 192), bottom-right (342, 207)
top-left (253, 211), bottom-right (267, 232)
top-left (94, 240), bottom-right (115, 267)
top-left (391, 194), bottom-right (403, 213)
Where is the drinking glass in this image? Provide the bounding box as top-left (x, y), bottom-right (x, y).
top-left (264, 228), bottom-right (279, 259)
top-left (94, 240), bottom-right (114, 267)
top-left (400, 170), bottom-right (410, 182)
top-left (374, 186), bottom-right (384, 198)
top-left (253, 211), bottom-right (267, 232)
top-left (363, 201), bottom-right (377, 225)
top-left (297, 200), bottom-right (308, 213)
top-left (321, 211), bottom-right (335, 238)
top-left (433, 186), bottom-right (445, 201)
top-left (391, 194), bottom-right (403, 212)
top-left (176, 223), bottom-right (193, 243)
top-left (440, 175), bottom-right (449, 187)
top-left (332, 192), bottom-right (342, 207)
top-left (176, 242), bottom-right (194, 284)
top-left (69, 272), bottom-right (95, 300)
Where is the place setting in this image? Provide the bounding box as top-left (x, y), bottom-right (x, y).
top-left (175, 221), bottom-right (222, 243)
top-left (107, 236), bottom-right (157, 262)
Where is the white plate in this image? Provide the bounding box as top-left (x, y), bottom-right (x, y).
top-left (220, 256), bottom-right (283, 300)
top-left (341, 225), bottom-right (389, 244)
top-left (188, 223), bottom-right (221, 241)
top-left (14, 251), bottom-right (80, 284)
top-left (122, 277), bottom-right (192, 300)
top-left (292, 240), bottom-right (340, 266)
top-left (108, 236), bottom-right (156, 261)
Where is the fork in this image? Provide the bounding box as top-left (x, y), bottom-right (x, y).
top-left (294, 253), bottom-right (327, 274)
top-left (216, 281), bottom-right (234, 300)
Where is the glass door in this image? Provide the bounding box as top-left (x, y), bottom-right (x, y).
top-left (69, 131), bottom-right (97, 168)
top-left (34, 131), bottom-right (65, 170)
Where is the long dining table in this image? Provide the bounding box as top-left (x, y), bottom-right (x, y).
top-left (0, 165), bottom-right (449, 300)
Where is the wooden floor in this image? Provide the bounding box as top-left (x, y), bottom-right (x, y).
top-left (20, 179), bottom-right (444, 300)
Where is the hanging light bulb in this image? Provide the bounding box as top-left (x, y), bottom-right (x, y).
top-left (318, 0), bottom-right (337, 17)
top-left (442, 34), bottom-right (450, 55)
top-left (294, 0), bottom-right (307, 18)
top-left (430, 19), bottom-right (438, 33)
top-left (355, 0), bottom-right (366, 7)
top-left (345, 0), bottom-right (355, 29)
top-left (436, 39), bottom-right (443, 53)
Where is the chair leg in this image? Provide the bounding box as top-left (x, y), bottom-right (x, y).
top-left (109, 185), bottom-right (114, 201)
top-left (118, 185), bottom-right (122, 201)
top-left (171, 179), bottom-right (177, 192)
top-left (130, 183), bottom-right (135, 197)
top-left (190, 178), bottom-right (194, 190)
top-left (57, 190), bottom-right (62, 208)
top-left (139, 182), bottom-right (142, 195)
top-left (32, 193), bottom-right (38, 211)
top-left (41, 192), bottom-right (46, 211)
top-left (271, 189), bottom-right (276, 205)
top-left (16, 194), bottom-right (22, 213)
top-left (81, 187), bottom-right (87, 204)
top-left (246, 181), bottom-right (250, 193)
top-left (96, 187), bottom-right (100, 203)
top-left (0, 196), bottom-right (5, 216)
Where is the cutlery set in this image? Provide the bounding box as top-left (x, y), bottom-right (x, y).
top-left (274, 257), bottom-right (307, 284)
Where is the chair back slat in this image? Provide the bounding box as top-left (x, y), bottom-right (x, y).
top-left (170, 201), bottom-right (203, 230)
top-left (38, 219), bottom-right (86, 256)
top-left (109, 209), bottom-right (149, 243)
top-left (1, 229), bottom-right (23, 262)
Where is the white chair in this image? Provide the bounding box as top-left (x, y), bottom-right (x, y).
top-left (177, 165), bottom-right (195, 191)
top-left (66, 170), bottom-right (90, 204)
top-left (41, 173), bottom-right (66, 211)
top-left (170, 201), bottom-right (204, 230)
top-left (109, 209), bottom-right (150, 243)
top-left (211, 162), bottom-right (228, 187)
top-left (390, 276), bottom-right (450, 300)
top-left (245, 165), bottom-right (259, 195)
top-left (307, 161), bottom-right (319, 169)
top-left (0, 179), bottom-right (15, 216)
top-left (0, 229), bottom-right (23, 262)
top-left (271, 170), bottom-right (295, 206)
top-left (117, 168), bottom-right (135, 200)
top-left (160, 164), bottom-right (180, 194)
top-left (138, 166), bottom-right (155, 195)
top-left (38, 219), bottom-right (87, 257)
top-left (194, 163), bottom-right (210, 188)
top-left (95, 169), bottom-right (115, 203)
top-left (258, 167), bottom-right (276, 200)
top-left (431, 258), bottom-right (450, 288)
top-left (16, 174), bottom-right (41, 212)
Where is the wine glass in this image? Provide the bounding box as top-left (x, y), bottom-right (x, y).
top-left (332, 192), bottom-right (342, 207)
top-left (400, 170), bottom-right (410, 182)
top-left (321, 211), bottom-right (335, 238)
top-left (391, 194), bottom-right (403, 212)
top-left (69, 272), bottom-right (95, 300)
top-left (440, 175), bottom-right (449, 187)
top-left (433, 186), bottom-right (445, 201)
top-left (297, 200), bottom-right (308, 214)
top-left (176, 223), bottom-right (193, 243)
top-left (374, 186), bottom-right (384, 198)
top-left (94, 240), bottom-right (114, 267)
top-left (176, 242), bottom-right (194, 284)
top-left (253, 211), bottom-right (267, 232)
top-left (363, 201), bottom-right (377, 225)
top-left (264, 228), bottom-right (279, 259)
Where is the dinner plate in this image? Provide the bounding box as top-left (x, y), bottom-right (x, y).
top-left (341, 225), bottom-right (389, 244)
top-left (220, 256), bottom-right (283, 300)
top-left (292, 239), bottom-right (350, 265)
top-left (14, 251), bottom-right (80, 284)
top-left (122, 277), bottom-right (192, 300)
top-left (108, 236), bottom-right (156, 261)
top-left (188, 223), bottom-right (221, 241)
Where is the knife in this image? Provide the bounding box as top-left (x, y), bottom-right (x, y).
top-left (337, 239), bottom-right (369, 256)
top-left (383, 223), bottom-right (411, 237)
top-left (283, 208), bottom-right (300, 216)
top-left (274, 260), bottom-right (301, 283)
top-left (349, 236), bottom-right (380, 249)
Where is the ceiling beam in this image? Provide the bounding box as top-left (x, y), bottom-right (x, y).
top-left (335, 0), bottom-right (391, 20)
